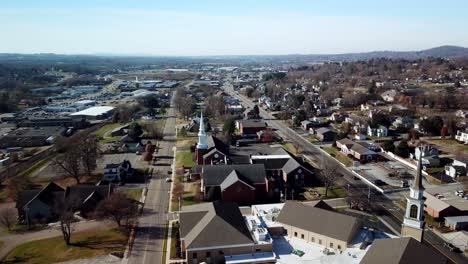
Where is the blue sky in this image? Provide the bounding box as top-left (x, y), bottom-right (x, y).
top-left (1, 0), bottom-right (467, 55)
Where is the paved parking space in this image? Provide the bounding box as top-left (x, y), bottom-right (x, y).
top-left (97, 152), bottom-right (148, 170)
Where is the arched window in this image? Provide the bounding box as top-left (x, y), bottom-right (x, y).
top-left (410, 204), bottom-right (418, 218)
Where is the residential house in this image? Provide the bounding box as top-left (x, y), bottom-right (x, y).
top-left (179, 202), bottom-right (275, 264)
top-left (367, 125), bottom-right (388, 138)
top-left (392, 116), bottom-right (414, 130)
top-left (64, 184), bottom-right (113, 217)
top-left (445, 159), bottom-right (467, 179)
top-left (381, 89), bottom-right (399, 102)
top-left (236, 120), bottom-right (267, 136)
top-left (16, 182), bottom-right (64, 223)
top-left (102, 160), bottom-right (134, 182)
top-left (330, 112), bottom-right (346, 123)
top-left (455, 129), bottom-right (468, 144)
top-left (276, 201), bottom-right (361, 251)
top-left (361, 237), bottom-right (448, 264)
top-left (335, 138), bottom-right (379, 162)
top-left (301, 120), bottom-right (313, 131)
top-left (314, 127), bottom-right (336, 142)
top-left (455, 110), bottom-right (468, 119)
top-left (413, 145), bottom-right (439, 160)
top-left (16, 182), bottom-right (113, 223)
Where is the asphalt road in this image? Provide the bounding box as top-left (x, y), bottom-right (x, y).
top-left (127, 95), bottom-right (176, 264)
top-left (223, 82), bottom-right (467, 264)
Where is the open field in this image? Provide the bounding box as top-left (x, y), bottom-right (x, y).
top-left (3, 229), bottom-right (127, 264)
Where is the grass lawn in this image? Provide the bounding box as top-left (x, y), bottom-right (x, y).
top-left (323, 147), bottom-right (353, 167)
top-left (308, 137), bottom-right (318, 143)
top-left (176, 136), bottom-right (198, 148)
top-left (182, 182), bottom-right (202, 207)
top-left (281, 142), bottom-right (299, 155)
top-left (305, 186), bottom-right (348, 200)
top-left (3, 229), bottom-right (127, 264)
top-left (175, 151), bottom-right (196, 168)
top-left (428, 139), bottom-right (468, 153)
top-left (425, 167), bottom-right (445, 174)
top-left (122, 188), bottom-right (142, 201)
top-left (94, 123), bottom-right (127, 138)
top-left (18, 158), bottom-right (50, 177)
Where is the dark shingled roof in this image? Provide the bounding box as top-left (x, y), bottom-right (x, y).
top-left (17, 182), bottom-right (65, 209)
top-left (219, 170), bottom-right (255, 191)
top-left (202, 164), bottom-right (266, 186)
top-left (65, 185), bottom-right (112, 204)
top-left (361, 237), bottom-right (448, 264)
top-left (276, 201), bottom-right (360, 242)
top-left (179, 201), bottom-right (254, 249)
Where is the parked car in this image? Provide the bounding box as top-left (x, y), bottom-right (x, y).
top-left (165, 177), bottom-right (172, 182)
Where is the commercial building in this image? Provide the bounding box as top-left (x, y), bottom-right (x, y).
top-left (179, 201), bottom-right (275, 264)
top-left (276, 201), bottom-right (361, 251)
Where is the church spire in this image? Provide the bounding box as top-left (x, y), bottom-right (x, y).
top-left (401, 145), bottom-right (426, 242)
top-left (196, 112), bottom-right (208, 149)
top-left (412, 151), bottom-right (425, 191)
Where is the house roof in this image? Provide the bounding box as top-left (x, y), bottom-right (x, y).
top-left (424, 192), bottom-right (451, 212)
top-left (276, 201), bottom-right (360, 242)
top-left (239, 120), bottom-right (267, 128)
top-left (336, 138), bottom-right (354, 148)
top-left (65, 185), bottom-right (111, 204)
top-left (205, 135), bottom-right (228, 154)
top-left (445, 215), bottom-right (468, 224)
top-left (219, 170), bottom-right (255, 191)
top-left (360, 237), bottom-right (447, 264)
top-left (179, 201), bottom-right (254, 249)
top-left (350, 144), bottom-right (376, 155)
top-left (315, 127), bottom-right (334, 135)
top-left (202, 164), bottom-right (266, 186)
top-left (20, 182), bottom-right (65, 209)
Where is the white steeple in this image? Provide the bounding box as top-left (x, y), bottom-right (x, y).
top-left (196, 112), bottom-right (208, 149)
top-left (401, 146), bottom-right (425, 242)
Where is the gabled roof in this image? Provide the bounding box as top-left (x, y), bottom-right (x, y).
top-left (361, 237), bottom-right (447, 264)
top-left (65, 185), bottom-right (111, 204)
top-left (350, 144), bottom-right (376, 155)
top-left (219, 170), bottom-right (255, 191)
top-left (315, 127), bottom-right (334, 135)
top-left (179, 201), bottom-right (254, 249)
top-left (20, 182), bottom-right (65, 209)
top-left (276, 201), bottom-right (360, 242)
top-left (203, 164), bottom-right (266, 186)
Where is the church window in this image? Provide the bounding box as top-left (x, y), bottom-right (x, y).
top-left (410, 204), bottom-right (418, 218)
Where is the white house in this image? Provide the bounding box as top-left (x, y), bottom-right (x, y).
top-left (367, 125), bottom-right (388, 138)
top-left (445, 159), bottom-right (467, 179)
top-left (455, 130), bottom-right (468, 144)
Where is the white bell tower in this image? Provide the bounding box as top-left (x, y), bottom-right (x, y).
top-left (401, 146), bottom-right (425, 242)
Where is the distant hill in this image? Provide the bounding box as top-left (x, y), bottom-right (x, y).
top-left (1, 45), bottom-right (467, 64)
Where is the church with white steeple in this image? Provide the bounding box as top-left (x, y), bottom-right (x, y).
top-left (401, 146), bottom-right (426, 242)
top-left (195, 112), bottom-right (229, 165)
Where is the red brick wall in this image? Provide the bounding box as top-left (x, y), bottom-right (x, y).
top-left (221, 181), bottom-right (255, 204)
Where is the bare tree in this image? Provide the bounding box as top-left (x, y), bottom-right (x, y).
top-left (320, 158), bottom-right (340, 197)
top-left (53, 146), bottom-right (83, 184)
top-left (54, 196), bottom-right (79, 245)
top-left (95, 192), bottom-right (138, 233)
top-left (79, 135), bottom-right (100, 177)
top-left (0, 208), bottom-right (17, 231)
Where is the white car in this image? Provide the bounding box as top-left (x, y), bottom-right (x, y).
top-left (165, 177), bottom-right (172, 182)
